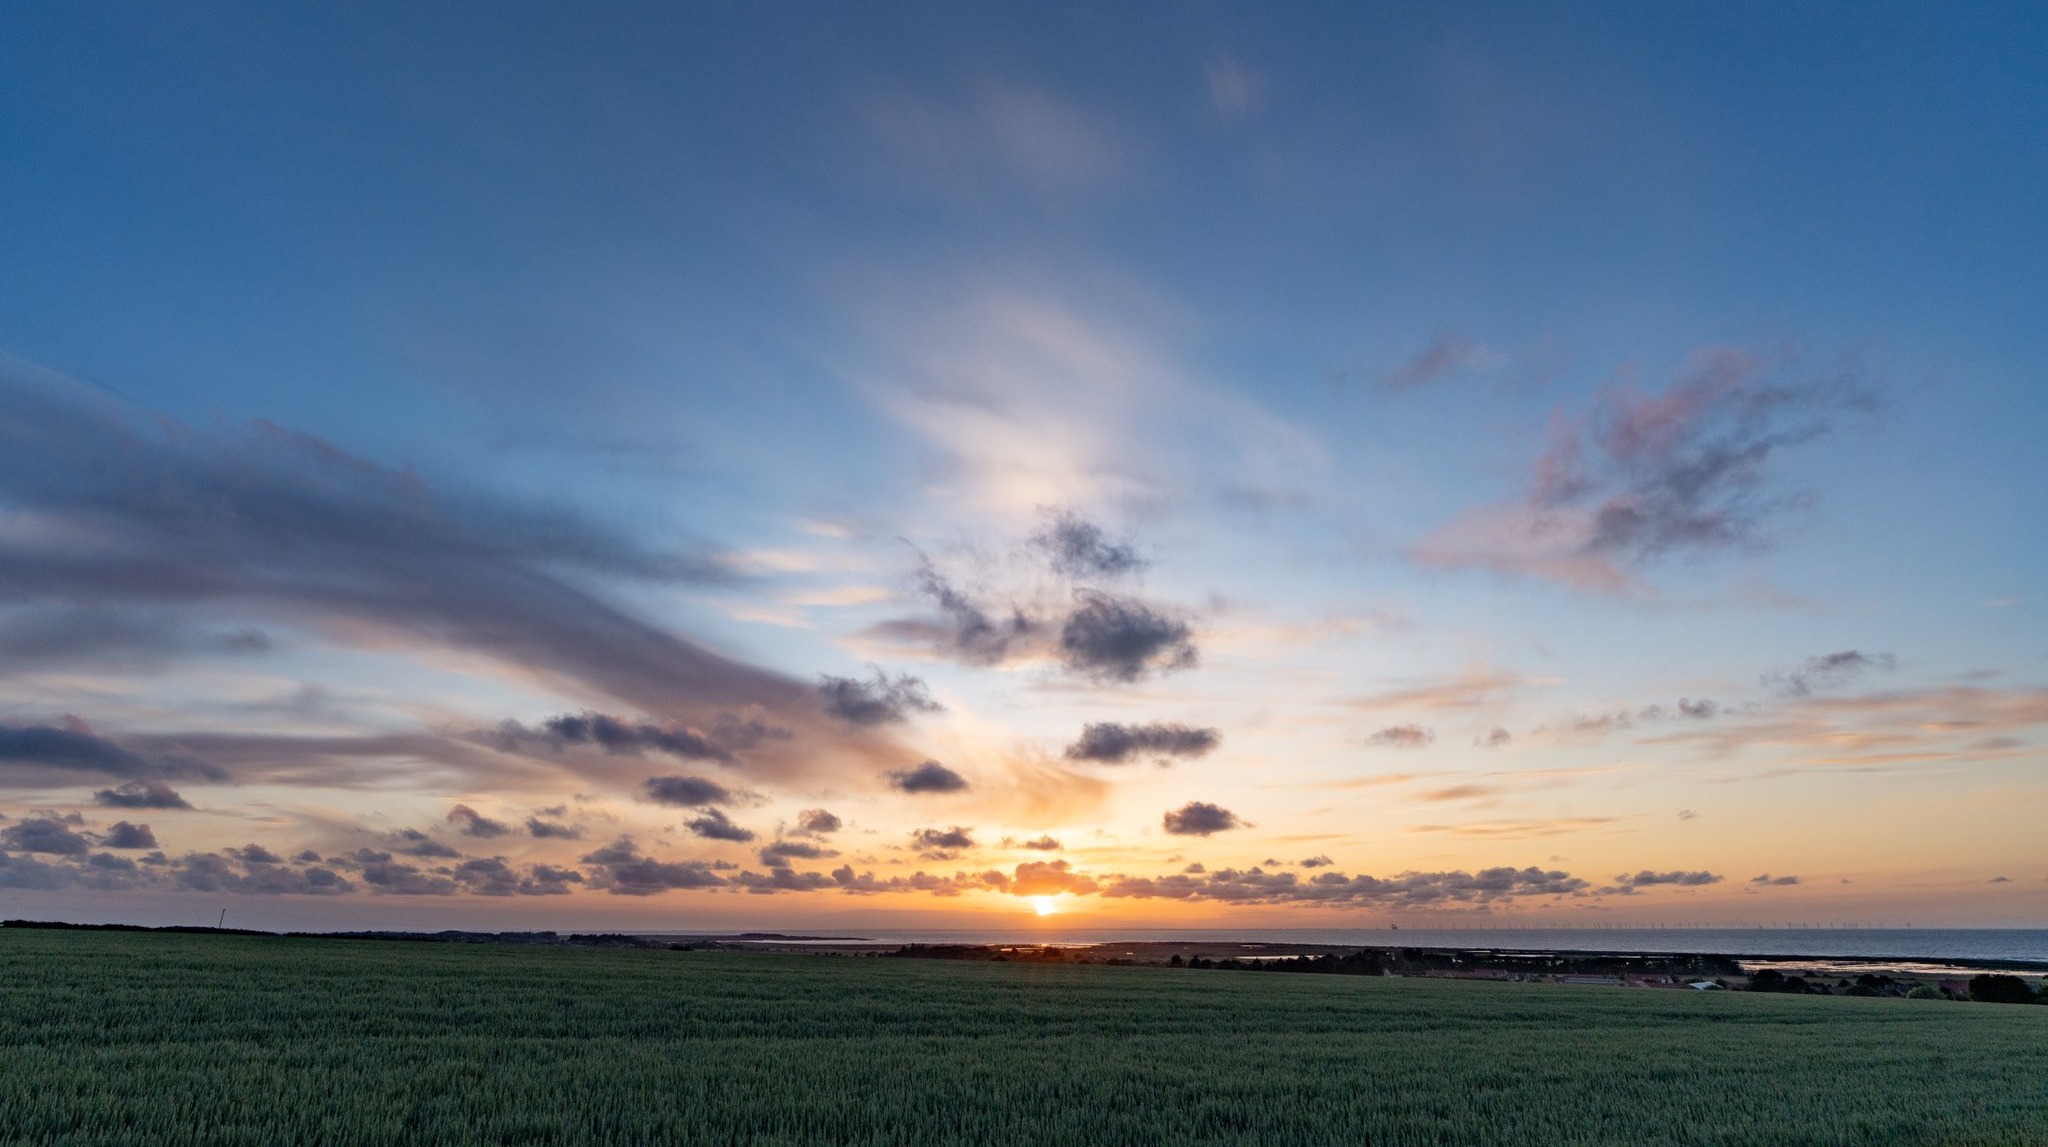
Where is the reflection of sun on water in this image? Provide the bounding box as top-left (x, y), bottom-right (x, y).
top-left (1031, 896), bottom-right (1057, 917)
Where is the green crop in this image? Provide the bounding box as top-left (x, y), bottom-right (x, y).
top-left (1, 930), bottom-right (2043, 1145)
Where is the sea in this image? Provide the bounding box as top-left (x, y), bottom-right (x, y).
top-left (651, 927), bottom-right (2048, 973)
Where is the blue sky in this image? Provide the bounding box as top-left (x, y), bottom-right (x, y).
top-left (1, 2), bottom-right (2043, 929)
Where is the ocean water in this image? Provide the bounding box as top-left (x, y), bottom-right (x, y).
top-left (659, 927), bottom-right (2048, 965)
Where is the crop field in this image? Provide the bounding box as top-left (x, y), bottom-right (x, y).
top-left (1, 931), bottom-right (2045, 1146)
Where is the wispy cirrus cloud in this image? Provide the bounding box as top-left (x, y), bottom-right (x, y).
top-left (1414, 347), bottom-right (1875, 593)
top-left (0, 363), bottom-right (911, 787)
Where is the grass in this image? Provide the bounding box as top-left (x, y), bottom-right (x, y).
top-left (1, 929), bottom-right (2044, 1145)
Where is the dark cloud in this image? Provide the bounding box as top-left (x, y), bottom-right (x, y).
top-left (1615, 870), bottom-right (1722, 887)
top-left (1, 816), bottom-right (93, 855)
top-left (759, 839), bottom-right (838, 866)
top-left (100, 821), bottom-right (158, 849)
top-left (885, 543), bottom-right (1197, 682)
top-left (792, 808), bottom-right (842, 837)
top-left (642, 775), bottom-right (736, 807)
top-left (1749, 873), bottom-right (1800, 886)
top-left (684, 808), bottom-right (756, 843)
top-left (1367, 724), bottom-right (1435, 749)
top-left (1008, 834), bottom-right (1062, 852)
top-left (579, 837), bottom-right (727, 896)
top-left (1063, 721), bottom-right (1220, 765)
top-left (0, 368), bottom-right (899, 784)
top-left (1162, 801), bottom-right (1243, 836)
top-left (1299, 855), bottom-right (1335, 868)
top-left (905, 556), bottom-right (1043, 666)
top-left (1030, 509), bottom-right (1147, 578)
top-left (525, 816), bottom-right (582, 840)
top-left (0, 608), bottom-right (275, 678)
top-left (1416, 348), bottom-right (1875, 589)
top-left (450, 857), bottom-right (585, 897)
top-left (1375, 333), bottom-right (1503, 393)
top-left (93, 780), bottom-right (192, 809)
top-left (354, 858), bottom-right (459, 896)
top-left (1768, 651), bottom-right (1899, 697)
top-left (492, 712), bottom-right (735, 764)
top-left (388, 828), bottom-right (461, 859)
top-left (0, 720), bottom-right (223, 782)
top-left (446, 804), bottom-right (510, 838)
top-left (911, 826), bottom-right (976, 860)
top-left (886, 760), bottom-right (969, 794)
top-left (1099, 864), bottom-right (1588, 907)
top-left (1475, 727), bottom-right (1512, 748)
top-left (173, 852), bottom-right (354, 896)
top-left (1058, 592), bottom-right (1197, 682)
top-left (817, 668), bottom-right (943, 726)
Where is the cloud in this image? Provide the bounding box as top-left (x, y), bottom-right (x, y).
top-left (1058, 591), bottom-right (1197, 682)
top-left (1377, 334), bottom-right (1507, 394)
top-left (1766, 651), bottom-right (1898, 697)
top-left (1008, 835), bottom-right (1063, 852)
top-left (641, 775), bottom-right (737, 808)
top-left (1615, 870), bottom-right (1722, 887)
top-left (1347, 669), bottom-right (1527, 713)
top-left (1412, 817), bottom-right (1621, 839)
top-left (1749, 873), bottom-right (1800, 886)
top-left (578, 837), bottom-right (728, 896)
top-left (1099, 864), bottom-right (1588, 907)
top-left (1162, 801), bottom-right (1243, 836)
top-left (1637, 683), bottom-right (2048, 771)
top-left (758, 839), bottom-right (838, 866)
top-left (449, 857), bottom-right (585, 897)
top-left (446, 804), bottom-right (510, 838)
top-left (1414, 346), bottom-right (1875, 591)
top-left (388, 828), bottom-right (461, 859)
top-left (1063, 721), bottom-right (1220, 765)
top-left (1030, 509), bottom-right (1147, 578)
top-left (525, 816), bottom-right (582, 840)
top-left (93, 780), bottom-right (192, 809)
top-left (1367, 724), bottom-right (1436, 749)
top-left (100, 821), bottom-right (157, 849)
top-left (684, 808), bottom-right (756, 843)
top-left (1008, 859), bottom-right (1098, 897)
top-left (911, 826), bottom-right (976, 860)
top-left (886, 760), bottom-right (969, 794)
top-left (792, 808), bottom-right (842, 837)
top-left (894, 556), bottom-right (1045, 667)
top-left (1475, 727), bottom-right (1512, 748)
top-left (0, 365), bottom-right (903, 785)
top-left (879, 524), bottom-right (1199, 683)
top-left (1204, 57), bottom-right (1268, 121)
top-left (1299, 855), bottom-right (1335, 868)
top-left (817, 669), bottom-right (942, 726)
top-left (491, 712), bottom-right (735, 764)
top-left (1, 816), bottom-right (93, 855)
top-left (0, 720), bottom-right (223, 783)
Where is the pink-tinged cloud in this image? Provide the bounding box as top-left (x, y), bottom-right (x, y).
top-left (1413, 346), bottom-right (1873, 592)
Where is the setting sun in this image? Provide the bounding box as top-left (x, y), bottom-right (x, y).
top-left (1031, 897), bottom-right (1058, 917)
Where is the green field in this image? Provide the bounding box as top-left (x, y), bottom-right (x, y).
top-left (2, 931), bottom-right (2044, 1145)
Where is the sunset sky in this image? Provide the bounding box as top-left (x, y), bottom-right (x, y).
top-left (2, 2), bottom-right (2043, 932)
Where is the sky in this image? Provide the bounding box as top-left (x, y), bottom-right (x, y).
top-left (1, 2), bottom-right (2044, 932)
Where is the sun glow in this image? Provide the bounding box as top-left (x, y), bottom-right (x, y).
top-left (1030, 896), bottom-right (1058, 917)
